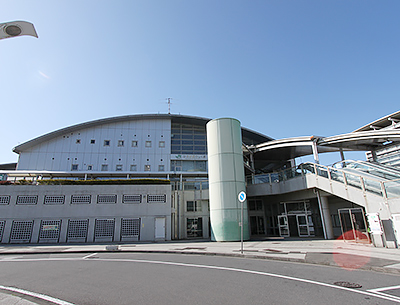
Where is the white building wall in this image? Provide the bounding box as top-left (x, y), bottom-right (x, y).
top-left (16, 119), bottom-right (172, 173)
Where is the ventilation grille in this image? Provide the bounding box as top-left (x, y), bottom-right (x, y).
top-left (44, 195), bottom-right (65, 205)
top-left (0, 196), bottom-right (10, 205)
top-left (95, 219), bottom-right (115, 238)
top-left (121, 218), bottom-right (141, 238)
top-left (147, 194), bottom-right (166, 203)
top-left (71, 195), bottom-right (91, 204)
top-left (67, 219), bottom-right (89, 240)
top-left (97, 195), bottom-right (117, 204)
top-left (39, 220), bottom-right (61, 240)
top-left (0, 221), bottom-right (5, 242)
top-left (10, 220), bottom-right (33, 242)
top-left (16, 195), bottom-right (38, 205)
top-left (122, 194), bottom-right (142, 204)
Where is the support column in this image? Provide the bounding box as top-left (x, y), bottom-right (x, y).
top-left (311, 139), bottom-right (320, 164)
top-left (317, 192), bottom-right (334, 239)
top-left (207, 118), bottom-right (249, 241)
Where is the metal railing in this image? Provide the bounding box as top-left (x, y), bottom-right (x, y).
top-left (247, 162), bottom-right (400, 200)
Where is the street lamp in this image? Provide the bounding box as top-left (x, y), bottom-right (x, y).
top-left (0, 21), bottom-right (38, 40)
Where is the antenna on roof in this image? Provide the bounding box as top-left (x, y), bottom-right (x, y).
top-left (166, 97), bottom-right (173, 114)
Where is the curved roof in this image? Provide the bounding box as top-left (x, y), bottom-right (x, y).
top-left (251, 129), bottom-right (400, 162)
top-left (354, 110), bottom-right (400, 132)
top-left (13, 113), bottom-right (272, 153)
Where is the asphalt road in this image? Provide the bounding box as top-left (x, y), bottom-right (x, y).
top-left (0, 252), bottom-right (400, 305)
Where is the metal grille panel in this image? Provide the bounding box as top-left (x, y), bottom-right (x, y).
top-left (122, 194), bottom-right (142, 203)
top-left (71, 195), bottom-right (91, 204)
top-left (44, 195), bottom-right (65, 205)
top-left (0, 221), bottom-right (5, 242)
top-left (0, 196), bottom-right (10, 205)
top-left (121, 218), bottom-right (141, 238)
top-left (97, 195), bottom-right (117, 204)
top-left (95, 219), bottom-right (115, 238)
top-left (39, 220), bottom-right (61, 240)
top-left (16, 195), bottom-right (38, 205)
top-left (67, 219), bottom-right (89, 240)
top-left (147, 194), bottom-right (166, 203)
top-left (10, 220), bottom-right (33, 242)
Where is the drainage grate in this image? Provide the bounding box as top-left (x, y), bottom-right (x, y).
top-left (123, 194), bottom-right (142, 204)
top-left (95, 219), bottom-right (115, 238)
top-left (0, 195), bottom-right (10, 205)
top-left (67, 219), bottom-right (89, 240)
top-left (10, 220), bottom-right (34, 242)
top-left (0, 221), bottom-right (5, 242)
top-left (44, 195), bottom-right (65, 205)
top-left (334, 281), bottom-right (362, 288)
top-left (121, 218), bottom-right (140, 238)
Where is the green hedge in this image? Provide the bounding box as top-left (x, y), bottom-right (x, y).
top-left (38, 179), bottom-right (170, 185)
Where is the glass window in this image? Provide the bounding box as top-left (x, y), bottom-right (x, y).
top-left (90, 139), bottom-right (95, 144)
top-left (187, 218), bottom-right (203, 238)
top-left (187, 201), bottom-right (201, 212)
top-left (130, 164), bottom-right (137, 171)
top-left (118, 140), bottom-right (124, 147)
top-left (159, 141), bottom-right (165, 148)
top-left (87, 165), bottom-right (93, 171)
top-left (144, 165), bottom-right (151, 171)
top-left (158, 165), bottom-right (165, 171)
top-left (71, 164), bottom-right (78, 171)
top-left (145, 141), bottom-right (152, 148)
top-left (104, 140), bottom-right (110, 146)
top-left (101, 164), bottom-right (108, 171)
top-left (116, 164), bottom-right (123, 171)
top-left (132, 140), bottom-right (138, 147)
top-left (76, 139), bottom-right (81, 144)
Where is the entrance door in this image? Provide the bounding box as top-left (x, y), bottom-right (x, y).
top-left (338, 208), bottom-right (370, 242)
top-left (278, 215), bottom-right (289, 237)
top-left (155, 217), bottom-right (165, 240)
top-left (296, 215), bottom-right (309, 237)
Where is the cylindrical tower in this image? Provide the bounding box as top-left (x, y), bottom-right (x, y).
top-left (206, 118), bottom-right (249, 241)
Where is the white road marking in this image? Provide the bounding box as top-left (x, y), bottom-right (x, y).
top-left (0, 256), bottom-right (399, 303)
top-left (82, 252), bottom-right (98, 259)
top-left (0, 285), bottom-right (75, 305)
top-left (368, 285), bottom-right (400, 302)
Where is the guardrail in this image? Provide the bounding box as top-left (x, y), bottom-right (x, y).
top-left (247, 162), bottom-right (400, 200)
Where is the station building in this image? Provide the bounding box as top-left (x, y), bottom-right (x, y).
top-left (0, 112), bottom-right (400, 248)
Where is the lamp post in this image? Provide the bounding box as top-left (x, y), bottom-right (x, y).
top-left (0, 21), bottom-right (38, 40)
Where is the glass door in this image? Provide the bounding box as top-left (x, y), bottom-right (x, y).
top-left (296, 214), bottom-right (311, 237)
top-left (278, 215), bottom-right (289, 237)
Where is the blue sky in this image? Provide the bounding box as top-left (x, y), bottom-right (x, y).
top-left (1, 1), bottom-right (399, 165)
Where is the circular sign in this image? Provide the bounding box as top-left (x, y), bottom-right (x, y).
top-left (238, 191), bottom-right (246, 203)
top-left (5, 25), bottom-right (22, 36)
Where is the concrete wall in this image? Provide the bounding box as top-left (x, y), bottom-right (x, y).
top-left (0, 184), bottom-right (171, 243)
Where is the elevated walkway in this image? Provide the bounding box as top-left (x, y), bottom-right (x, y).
top-left (247, 161), bottom-right (400, 210)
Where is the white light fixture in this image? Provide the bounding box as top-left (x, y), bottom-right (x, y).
top-left (0, 21), bottom-right (38, 40)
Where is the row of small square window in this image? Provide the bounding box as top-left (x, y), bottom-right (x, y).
top-left (76, 139), bottom-right (166, 148)
top-left (0, 194), bottom-right (166, 205)
top-left (72, 164), bottom-right (165, 171)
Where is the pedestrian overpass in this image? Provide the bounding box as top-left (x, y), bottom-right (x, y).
top-left (246, 160), bottom-right (400, 248)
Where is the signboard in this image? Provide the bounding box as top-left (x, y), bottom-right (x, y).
top-left (366, 213), bottom-right (383, 234)
top-left (171, 154), bottom-right (207, 160)
top-left (42, 225), bottom-right (59, 231)
top-left (238, 191), bottom-right (246, 203)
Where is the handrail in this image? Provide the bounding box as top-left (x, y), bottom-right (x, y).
top-left (247, 161), bottom-right (400, 200)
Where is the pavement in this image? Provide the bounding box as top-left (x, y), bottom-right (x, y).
top-left (0, 238), bottom-right (399, 304)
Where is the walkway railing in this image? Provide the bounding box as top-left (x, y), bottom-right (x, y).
top-left (247, 162), bottom-right (400, 200)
